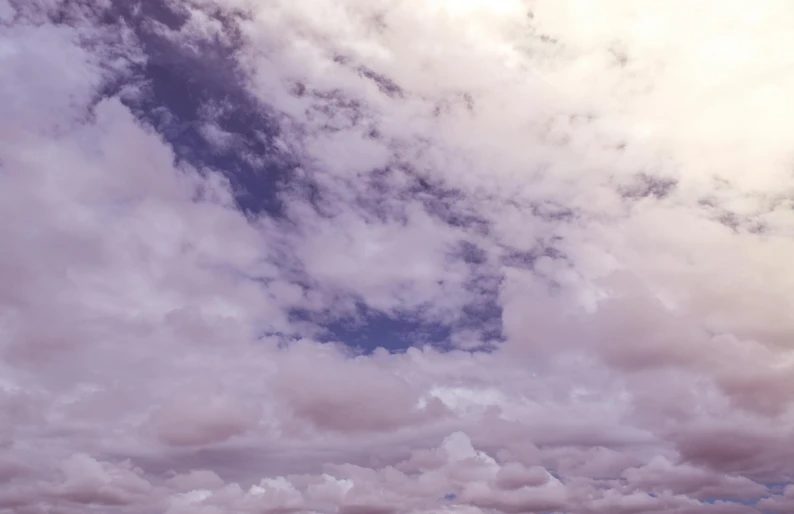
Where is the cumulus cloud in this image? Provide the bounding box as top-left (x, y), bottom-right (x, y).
top-left (3, 0), bottom-right (794, 512)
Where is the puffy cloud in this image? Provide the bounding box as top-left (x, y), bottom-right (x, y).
top-left (3, 0), bottom-right (794, 513)
top-left (622, 456), bottom-right (767, 499)
top-left (51, 454), bottom-right (153, 506)
top-left (147, 388), bottom-right (262, 447)
top-left (274, 343), bottom-right (449, 433)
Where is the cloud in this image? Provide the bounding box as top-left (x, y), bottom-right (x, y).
top-left (273, 342), bottom-right (450, 433)
top-left (51, 454), bottom-right (153, 506)
top-left (4, 0), bottom-right (794, 513)
top-left (147, 387), bottom-right (263, 447)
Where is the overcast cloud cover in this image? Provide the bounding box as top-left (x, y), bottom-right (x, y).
top-left (3, 0), bottom-right (794, 512)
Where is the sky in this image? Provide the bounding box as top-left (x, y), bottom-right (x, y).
top-left (2, 0), bottom-right (794, 513)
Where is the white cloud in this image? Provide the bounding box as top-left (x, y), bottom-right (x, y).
top-left (4, 1), bottom-right (794, 513)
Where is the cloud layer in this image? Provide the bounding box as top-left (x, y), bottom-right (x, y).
top-left (3, 0), bottom-right (794, 512)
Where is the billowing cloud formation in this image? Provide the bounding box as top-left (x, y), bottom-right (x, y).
top-left (3, 0), bottom-right (794, 512)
